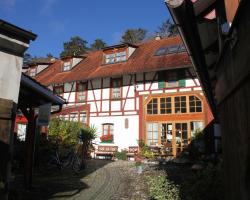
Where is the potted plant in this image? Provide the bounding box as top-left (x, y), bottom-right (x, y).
top-left (78, 125), bottom-right (97, 168)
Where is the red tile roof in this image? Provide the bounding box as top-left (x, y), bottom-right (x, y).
top-left (36, 36), bottom-right (191, 86)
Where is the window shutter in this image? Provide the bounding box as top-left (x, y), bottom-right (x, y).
top-left (179, 79), bottom-right (186, 87)
top-left (158, 71), bottom-right (166, 89)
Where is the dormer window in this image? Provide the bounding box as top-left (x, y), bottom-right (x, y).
top-left (103, 43), bottom-right (137, 65)
top-left (29, 68), bottom-right (36, 77)
top-left (105, 51), bottom-right (127, 64)
top-left (62, 61), bottom-right (71, 71)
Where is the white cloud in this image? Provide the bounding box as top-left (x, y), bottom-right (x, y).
top-left (0, 0), bottom-right (16, 11)
top-left (40, 0), bottom-right (58, 15)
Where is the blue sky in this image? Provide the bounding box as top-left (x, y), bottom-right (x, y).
top-left (0, 0), bottom-right (170, 57)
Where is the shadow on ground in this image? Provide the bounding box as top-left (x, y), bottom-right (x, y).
top-left (10, 159), bottom-right (112, 200)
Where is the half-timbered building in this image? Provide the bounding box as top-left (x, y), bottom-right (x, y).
top-left (23, 36), bottom-right (213, 156)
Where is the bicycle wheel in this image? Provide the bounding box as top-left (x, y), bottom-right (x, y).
top-left (72, 155), bottom-right (81, 173)
top-left (47, 156), bottom-right (62, 170)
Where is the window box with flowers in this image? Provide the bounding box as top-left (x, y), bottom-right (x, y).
top-left (101, 123), bottom-right (114, 143)
top-left (100, 134), bottom-right (114, 143)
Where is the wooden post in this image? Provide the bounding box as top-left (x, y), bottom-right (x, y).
top-left (21, 107), bottom-right (37, 189)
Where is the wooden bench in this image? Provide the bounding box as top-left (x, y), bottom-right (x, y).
top-left (126, 146), bottom-right (139, 160)
top-left (94, 145), bottom-right (118, 159)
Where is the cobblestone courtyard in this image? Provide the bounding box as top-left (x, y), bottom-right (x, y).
top-left (14, 160), bottom-right (149, 200)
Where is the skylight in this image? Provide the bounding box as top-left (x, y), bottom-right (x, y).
top-left (154, 44), bottom-right (186, 56)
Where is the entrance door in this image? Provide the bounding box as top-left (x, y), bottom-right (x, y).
top-left (161, 123), bottom-right (173, 155)
top-left (175, 123), bottom-right (188, 155)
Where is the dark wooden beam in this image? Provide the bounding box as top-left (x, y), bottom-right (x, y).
top-left (0, 98), bottom-right (17, 200)
top-left (23, 107), bottom-right (37, 189)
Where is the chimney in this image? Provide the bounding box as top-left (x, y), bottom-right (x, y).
top-left (155, 33), bottom-right (162, 40)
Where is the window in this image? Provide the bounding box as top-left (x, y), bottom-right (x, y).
top-left (111, 79), bottom-right (121, 99)
top-left (189, 96), bottom-right (202, 112)
top-left (147, 98), bottom-right (158, 114)
top-left (53, 85), bottom-right (64, 95)
top-left (174, 96), bottom-right (187, 113)
top-left (179, 44), bottom-right (186, 52)
top-left (125, 118), bottom-right (129, 129)
top-left (70, 113), bottom-right (78, 121)
top-left (101, 123), bottom-right (114, 143)
top-left (147, 95), bottom-right (203, 115)
top-left (115, 51), bottom-right (126, 62)
top-left (61, 115), bottom-right (69, 121)
top-left (76, 82), bottom-right (87, 102)
top-left (166, 81), bottom-right (179, 88)
top-left (190, 121), bottom-right (204, 137)
top-left (64, 82), bottom-right (74, 93)
top-left (29, 68), bottom-right (36, 77)
top-left (160, 97), bottom-right (172, 114)
top-left (175, 123), bottom-right (188, 154)
top-left (147, 123), bottom-right (158, 146)
top-left (154, 44), bottom-right (186, 56)
top-left (105, 53), bottom-right (115, 64)
top-left (158, 70), bottom-right (187, 89)
top-left (62, 62), bottom-right (71, 71)
top-left (80, 112), bottom-right (87, 124)
top-left (105, 51), bottom-right (127, 64)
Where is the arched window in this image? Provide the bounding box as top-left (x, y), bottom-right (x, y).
top-left (189, 96), bottom-right (202, 112)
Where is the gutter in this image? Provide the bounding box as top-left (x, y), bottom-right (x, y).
top-left (165, 0), bottom-right (217, 117)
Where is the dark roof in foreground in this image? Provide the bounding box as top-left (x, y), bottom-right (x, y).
top-left (0, 19), bottom-right (37, 43)
top-left (19, 73), bottom-right (65, 108)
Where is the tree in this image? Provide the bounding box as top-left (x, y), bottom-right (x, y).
top-left (23, 53), bottom-right (33, 66)
top-left (156, 19), bottom-right (179, 38)
top-left (46, 53), bottom-right (54, 58)
top-left (60, 36), bottom-right (88, 58)
top-left (90, 39), bottom-right (106, 50)
top-left (121, 28), bottom-right (147, 44)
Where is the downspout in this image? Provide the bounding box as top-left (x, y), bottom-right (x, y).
top-left (165, 0), bottom-right (217, 117)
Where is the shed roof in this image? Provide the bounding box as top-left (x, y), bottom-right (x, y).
top-left (18, 73), bottom-right (65, 108)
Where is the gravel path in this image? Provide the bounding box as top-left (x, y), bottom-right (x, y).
top-left (15, 160), bottom-right (149, 200)
top-left (56, 160), bottom-right (148, 200)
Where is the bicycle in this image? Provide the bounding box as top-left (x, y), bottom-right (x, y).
top-left (47, 148), bottom-right (82, 173)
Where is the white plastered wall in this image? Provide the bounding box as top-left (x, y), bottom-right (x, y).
top-left (0, 51), bottom-right (23, 103)
top-left (90, 115), bottom-right (139, 150)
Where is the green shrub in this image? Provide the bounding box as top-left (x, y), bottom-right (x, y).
top-left (137, 140), bottom-right (155, 159)
top-left (114, 151), bottom-right (127, 160)
top-left (48, 118), bottom-right (83, 146)
top-left (146, 175), bottom-right (180, 200)
top-left (141, 145), bottom-right (155, 159)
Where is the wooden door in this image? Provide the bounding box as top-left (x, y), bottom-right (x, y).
top-left (174, 122), bottom-right (188, 155)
